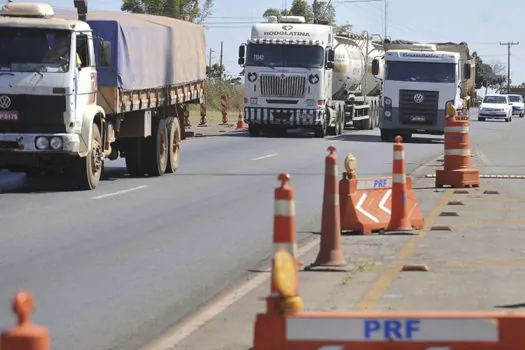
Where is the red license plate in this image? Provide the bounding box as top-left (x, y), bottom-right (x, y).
top-left (410, 116), bottom-right (425, 122)
top-left (0, 111), bottom-right (18, 121)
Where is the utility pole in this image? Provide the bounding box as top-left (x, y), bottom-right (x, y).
top-left (208, 48), bottom-right (214, 78)
top-left (313, 0), bottom-right (318, 23)
top-left (384, 0), bottom-right (388, 39)
top-left (219, 41), bottom-right (224, 80)
top-left (500, 41), bottom-right (519, 94)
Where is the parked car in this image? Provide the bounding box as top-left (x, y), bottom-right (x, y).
top-left (478, 94), bottom-right (513, 122)
top-left (507, 94), bottom-right (525, 117)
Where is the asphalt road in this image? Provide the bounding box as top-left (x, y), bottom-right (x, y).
top-left (0, 109), bottom-right (508, 350)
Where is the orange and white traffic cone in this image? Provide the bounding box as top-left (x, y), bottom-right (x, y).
top-left (312, 145), bottom-right (347, 267)
top-left (387, 135), bottom-right (413, 232)
top-left (1, 291), bottom-right (51, 350)
top-left (267, 173), bottom-right (300, 312)
top-left (236, 108), bottom-right (245, 129)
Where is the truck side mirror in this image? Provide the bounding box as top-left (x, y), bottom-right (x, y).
top-left (326, 61), bottom-right (334, 69)
top-left (327, 48), bottom-right (335, 62)
top-left (464, 63), bottom-right (471, 79)
top-left (238, 45), bottom-right (245, 65)
top-left (372, 58), bottom-right (380, 75)
top-left (99, 41), bottom-right (112, 67)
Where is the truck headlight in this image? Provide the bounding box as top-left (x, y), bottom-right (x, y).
top-left (35, 137), bottom-right (49, 150)
top-left (384, 111), bottom-right (392, 118)
top-left (305, 99), bottom-right (315, 107)
top-left (384, 97), bottom-right (392, 106)
top-left (50, 137), bottom-right (63, 150)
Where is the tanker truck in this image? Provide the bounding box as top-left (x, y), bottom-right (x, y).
top-left (372, 40), bottom-right (475, 142)
top-left (238, 16), bottom-right (385, 138)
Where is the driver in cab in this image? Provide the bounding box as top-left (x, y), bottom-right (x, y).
top-left (41, 36), bottom-right (82, 66)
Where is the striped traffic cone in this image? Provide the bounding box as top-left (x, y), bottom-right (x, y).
top-left (236, 109), bottom-right (245, 129)
top-left (387, 135), bottom-right (413, 231)
top-left (312, 145), bottom-right (347, 267)
top-left (267, 173), bottom-right (299, 312)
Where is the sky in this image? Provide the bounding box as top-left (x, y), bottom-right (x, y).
top-left (8, 0), bottom-right (525, 95)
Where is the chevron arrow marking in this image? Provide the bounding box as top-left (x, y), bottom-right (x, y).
top-left (379, 189), bottom-right (392, 215)
top-left (356, 190), bottom-right (379, 223)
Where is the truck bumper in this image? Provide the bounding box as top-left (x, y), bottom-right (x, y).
top-left (380, 107), bottom-right (446, 135)
top-left (0, 133), bottom-right (81, 154)
top-left (244, 107), bottom-right (325, 127)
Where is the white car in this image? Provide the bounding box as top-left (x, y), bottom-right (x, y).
top-left (478, 94), bottom-right (513, 122)
top-left (507, 94), bottom-right (525, 118)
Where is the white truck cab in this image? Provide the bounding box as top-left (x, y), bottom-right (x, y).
top-left (0, 2), bottom-right (110, 188)
top-left (373, 42), bottom-right (474, 142)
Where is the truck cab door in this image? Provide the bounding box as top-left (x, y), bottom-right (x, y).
top-left (74, 32), bottom-right (97, 129)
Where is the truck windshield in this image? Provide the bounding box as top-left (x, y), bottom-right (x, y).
top-left (386, 61), bottom-right (456, 83)
top-left (508, 95), bottom-right (522, 102)
top-left (0, 28), bottom-right (71, 73)
top-left (246, 44), bottom-right (324, 68)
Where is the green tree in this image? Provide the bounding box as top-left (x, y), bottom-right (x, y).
top-left (262, 0), bottom-right (336, 25)
top-left (206, 63), bottom-right (225, 79)
top-left (121, 0), bottom-right (214, 23)
top-left (472, 52), bottom-right (507, 93)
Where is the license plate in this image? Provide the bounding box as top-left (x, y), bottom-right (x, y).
top-left (409, 116), bottom-right (425, 122)
top-left (0, 111), bottom-right (18, 121)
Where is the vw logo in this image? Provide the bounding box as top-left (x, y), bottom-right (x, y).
top-left (0, 95), bottom-right (11, 109)
top-left (413, 93), bottom-right (424, 104)
top-left (282, 25), bottom-right (293, 30)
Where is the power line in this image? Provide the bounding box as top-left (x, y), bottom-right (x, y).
top-left (500, 41), bottom-right (519, 94)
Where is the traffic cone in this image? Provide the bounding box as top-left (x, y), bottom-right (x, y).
top-left (387, 135), bottom-right (413, 232)
top-left (267, 173), bottom-right (299, 312)
top-left (1, 291), bottom-right (51, 350)
top-left (312, 145), bottom-right (347, 267)
top-left (236, 108), bottom-right (245, 129)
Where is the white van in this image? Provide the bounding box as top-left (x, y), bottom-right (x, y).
top-left (507, 94), bottom-right (525, 118)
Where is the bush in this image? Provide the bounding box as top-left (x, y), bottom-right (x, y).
top-left (190, 79), bottom-right (244, 113)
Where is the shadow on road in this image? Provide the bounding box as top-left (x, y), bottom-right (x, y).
top-left (495, 303), bottom-right (525, 309)
top-left (332, 133), bottom-right (444, 144)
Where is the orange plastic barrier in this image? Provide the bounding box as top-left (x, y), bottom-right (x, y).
top-left (254, 310), bottom-right (525, 349)
top-left (339, 175), bottom-right (423, 234)
top-left (254, 250), bottom-right (525, 350)
top-left (1, 291), bottom-right (51, 350)
top-left (435, 115), bottom-right (480, 188)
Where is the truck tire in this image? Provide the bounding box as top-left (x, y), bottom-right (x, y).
top-left (166, 117), bottom-right (181, 173)
top-left (248, 124), bottom-right (261, 137)
top-left (362, 117), bottom-right (372, 130)
top-left (145, 118), bottom-right (168, 176)
top-left (314, 117), bottom-right (327, 138)
top-left (380, 129), bottom-right (392, 142)
top-left (74, 123), bottom-right (103, 190)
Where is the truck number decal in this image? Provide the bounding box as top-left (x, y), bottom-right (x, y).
top-left (253, 54), bottom-right (264, 61)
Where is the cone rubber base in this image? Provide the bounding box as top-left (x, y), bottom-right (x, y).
top-left (436, 168), bottom-right (480, 188)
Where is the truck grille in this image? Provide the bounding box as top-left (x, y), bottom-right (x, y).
top-left (260, 75), bottom-right (306, 98)
top-left (0, 94), bottom-right (66, 133)
top-left (399, 90), bottom-right (439, 125)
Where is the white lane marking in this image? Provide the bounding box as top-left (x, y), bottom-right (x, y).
top-left (251, 153), bottom-right (278, 161)
top-left (92, 185), bottom-right (148, 200)
top-left (356, 191), bottom-right (379, 223)
top-left (379, 189), bottom-right (392, 215)
top-left (139, 238), bottom-right (320, 350)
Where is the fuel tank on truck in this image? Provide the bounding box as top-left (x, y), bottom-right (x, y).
top-left (332, 35), bottom-right (384, 100)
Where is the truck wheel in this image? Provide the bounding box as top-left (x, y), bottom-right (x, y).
top-left (362, 117), bottom-right (372, 130)
top-left (248, 124), bottom-right (261, 137)
top-left (125, 138), bottom-right (147, 177)
top-left (314, 117), bottom-right (327, 138)
top-left (145, 118), bottom-right (168, 176)
top-left (74, 123), bottom-right (103, 190)
top-left (166, 117), bottom-right (181, 173)
top-left (380, 129), bottom-right (391, 142)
